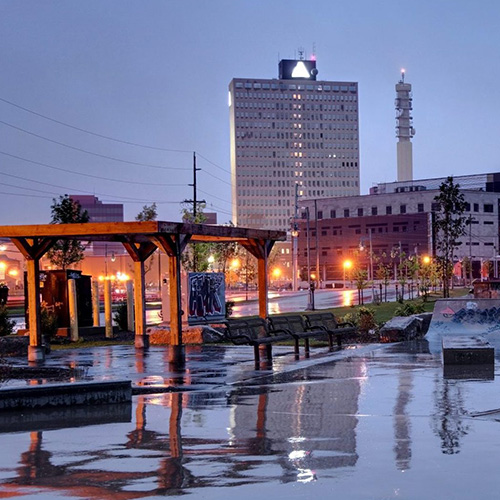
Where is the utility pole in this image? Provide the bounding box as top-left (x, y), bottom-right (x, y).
top-left (292, 183), bottom-right (299, 291)
top-left (314, 199), bottom-right (320, 288)
top-left (183, 152), bottom-right (206, 221)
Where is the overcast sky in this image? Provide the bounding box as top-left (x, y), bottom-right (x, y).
top-left (1, 0), bottom-right (499, 225)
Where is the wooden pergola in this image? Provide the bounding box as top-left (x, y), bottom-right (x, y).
top-left (0, 221), bottom-right (286, 363)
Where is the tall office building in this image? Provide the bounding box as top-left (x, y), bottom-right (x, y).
top-left (229, 58), bottom-right (360, 231)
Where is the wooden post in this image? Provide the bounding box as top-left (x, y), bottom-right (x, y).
top-left (67, 279), bottom-right (79, 342)
top-left (26, 258), bottom-right (44, 362)
top-left (126, 280), bottom-right (134, 332)
top-left (92, 280), bottom-right (100, 327)
top-left (257, 253), bottom-right (268, 319)
top-left (134, 260), bottom-right (149, 348)
top-left (168, 252), bottom-right (184, 366)
top-left (104, 279), bottom-right (113, 338)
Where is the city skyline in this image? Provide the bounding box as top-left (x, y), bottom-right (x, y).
top-left (1, 1), bottom-right (500, 225)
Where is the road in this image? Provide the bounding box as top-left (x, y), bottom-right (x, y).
top-left (230, 286), bottom-right (398, 317)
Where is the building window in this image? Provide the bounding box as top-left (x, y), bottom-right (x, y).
top-left (474, 203), bottom-right (479, 212)
top-left (400, 204), bottom-right (406, 214)
top-left (355, 229), bottom-right (361, 234)
top-left (417, 203), bottom-right (424, 213)
top-left (317, 210), bottom-right (323, 219)
top-left (484, 204), bottom-right (494, 213)
top-left (357, 208), bottom-right (363, 217)
top-left (330, 209), bottom-right (336, 218)
top-left (464, 202), bottom-right (471, 211)
top-left (371, 206), bottom-right (378, 216)
top-left (484, 221), bottom-right (494, 225)
top-left (386, 206), bottom-right (392, 215)
top-left (344, 209), bottom-right (349, 218)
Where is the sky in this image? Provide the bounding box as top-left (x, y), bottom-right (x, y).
top-left (1, 0), bottom-right (500, 225)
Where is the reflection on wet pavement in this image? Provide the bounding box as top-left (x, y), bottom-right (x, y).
top-left (2, 341), bottom-right (500, 498)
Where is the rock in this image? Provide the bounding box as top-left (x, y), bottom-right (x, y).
top-left (380, 316), bottom-right (424, 343)
top-left (148, 324), bottom-right (226, 345)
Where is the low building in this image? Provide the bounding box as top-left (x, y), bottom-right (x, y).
top-left (297, 172), bottom-right (500, 284)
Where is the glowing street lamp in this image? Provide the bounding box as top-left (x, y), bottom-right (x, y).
top-left (207, 254), bottom-right (215, 271)
top-left (343, 259), bottom-right (352, 289)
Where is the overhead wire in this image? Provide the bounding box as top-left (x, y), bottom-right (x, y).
top-left (0, 151), bottom-right (188, 187)
top-left (0, 96), bottom-right (232, 214)
top-left (0, 96), bottom-right (192, 153)
top-left (0, 119), bottom-right (190, 171)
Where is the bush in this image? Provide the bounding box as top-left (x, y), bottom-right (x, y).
top-left (394, 302), bottom-right (425, 317)
top-left (340, 306), bottom-right (377, 334)
top-left (113, 302), bottom-right (129, 331)
top-left (0, 305), bottom-right (16, 337)
top-left (225, 301), bottom-right (235, 318)
top-left (41, 303), bottom-right (58, 339)
top-left (0, 305), bottom-right (15, 337)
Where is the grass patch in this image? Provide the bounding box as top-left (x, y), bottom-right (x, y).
top-left (330, 287), bottom-right (469, 326)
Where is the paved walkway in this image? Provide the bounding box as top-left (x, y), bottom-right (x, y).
top-left (2, 339), bottom-right (500, 499)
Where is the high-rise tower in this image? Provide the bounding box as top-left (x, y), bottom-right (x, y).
top-left (395, 70), bottom-right (415, 182)
top-left (229, 58), bottom-right (360, 231)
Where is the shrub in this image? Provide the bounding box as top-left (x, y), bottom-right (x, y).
top-left (40, 303), bottom-right (58, 339)
top-left (394, 302), bottom-right (425, 317)
top-left (340, 306), bottom-right (377, 334)
top-left (358, 307), bottom-right (377, 334)
top-left (0, 305), bottom-right (15, 337)
top-left (225, 301), bottom-right (235, 318)
top-left (113, 302), bottom-right (129, 331)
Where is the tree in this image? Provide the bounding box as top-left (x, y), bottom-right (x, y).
top-left (135, 203), bottom-right (158, 276)
top-left (47, 195), bottom-right (90, 270)
top-left (433, 177), bottom-right (468, 298)
top-left (135, 203), bottom-right (157, 222)
top-left (180, 202), bottom-right (213, 272)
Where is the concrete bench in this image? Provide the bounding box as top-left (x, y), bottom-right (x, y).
top-left (442, 336), bottom-right (494, 365)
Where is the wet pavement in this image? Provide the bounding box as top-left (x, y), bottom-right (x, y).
top-left (2, 336), bottom-right (500, 499)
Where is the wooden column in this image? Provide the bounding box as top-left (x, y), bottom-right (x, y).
top-left (126, 280), bottom-right (134, 331)
top-left (92, 280), bottom-right (100, 327)
top-left (121, 239), bottom-right (157, 349)
top-left (26, 258), bottom-right (44, 362)
top-left (152, 234), bottom-right (190, 367)
top-left (257, 252), bottom-right (268, 319)
top-left (67, 279), bottom-right (79, 342)
top-left (11, 237), bottom-right (55, 363)
top-left (134, 260), bottom-right (146, 345)
top-left (104, 279), bottom-right (113, 338)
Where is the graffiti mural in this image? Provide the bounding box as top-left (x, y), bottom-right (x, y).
top-left (187, 273), bottom-right (225, 324)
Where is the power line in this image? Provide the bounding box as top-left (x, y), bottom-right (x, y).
top-left (0, 96), bottom-right (193, 153)
top-left (198, 168), bottom-right (231, 186)
top-left (0, 151), bottom-right (188, 187)
top-left (0, 120), bottom-right (190, 171)
top-left (196, 152), bottom-right (230, 175)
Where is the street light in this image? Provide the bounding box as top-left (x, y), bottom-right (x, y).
top-left (207, 254), bottom-right (215, 271)
top-left (343, 259), bottom-right (352, 289)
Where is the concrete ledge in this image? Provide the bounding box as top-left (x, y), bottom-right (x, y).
top-left (442, 336), bottom-right (494, 365)
top-left (0, 402), bottom-right (132, 433)
top-left (0, 380), bottom-right (132, 410)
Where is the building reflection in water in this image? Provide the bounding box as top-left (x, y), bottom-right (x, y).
top-left (2, 349), bottom-right (366, 497)
top-left (393, 370), bottom-right (413, 470)
top-left (432, 375), bottom-right (469, 455)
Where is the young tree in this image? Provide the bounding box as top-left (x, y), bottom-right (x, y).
top-left (433, 177), bottom-right (468, 298)
top-left (135, 203), bottom-right (158, 275)
top-left (47, 195), bottom-right (90, 270)
top-left (180, 202), bottom-right (213, 272)
top-left (135, 202), bottom-right (157, 222)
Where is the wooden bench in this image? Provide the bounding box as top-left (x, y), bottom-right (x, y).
top-left (225, 317), bottom-right (295, 365)
top-left (268, 314), bottom-right (329, 356)
top-left (304, 312), bottom-right (356, 349)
